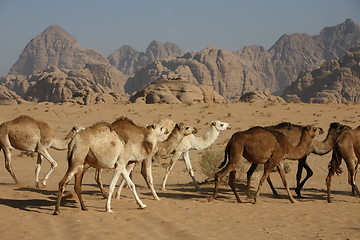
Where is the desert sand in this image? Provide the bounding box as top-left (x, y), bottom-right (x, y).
top-left (0, 102), bottom-right (359, 240)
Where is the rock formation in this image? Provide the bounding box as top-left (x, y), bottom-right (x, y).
top-left (129, 78), bottom-right (226, 104)
top-left (239, 91), bottom-right (286, 103)
top-left (108, 40), bottom-right (184, 76)
top-left (0, 85), bottom-right (26, 105)
top-left (2, 65), bottom-right (128, 105)
top-left (282, 46), bottom-right (360, 103)
top-left (124, 19), bottom-right (360, 99)
top-left (9, 25), bottom-right (109, 76)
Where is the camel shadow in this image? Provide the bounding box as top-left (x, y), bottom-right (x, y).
top-left (0, 197), bottom-right (77, 213)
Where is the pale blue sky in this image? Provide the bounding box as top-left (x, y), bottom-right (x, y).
top-left (0, 0), bottom-right (359, 76)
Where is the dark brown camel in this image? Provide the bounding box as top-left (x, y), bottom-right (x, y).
top-left (209, 125), bottom-right (318, 203)
top-left (246, 122), bottom-right (350, 198)
top-left (326, 125), bottom-right (360, 202)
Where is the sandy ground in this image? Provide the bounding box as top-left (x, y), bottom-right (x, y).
top-left (0, 102), bottom-right (359, 240)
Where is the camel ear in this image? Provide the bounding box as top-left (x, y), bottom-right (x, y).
top-left (211, 121), bottom-right (216, 126)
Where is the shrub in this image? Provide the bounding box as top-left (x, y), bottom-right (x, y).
top-left (199, 150), bottom-right (223, 180)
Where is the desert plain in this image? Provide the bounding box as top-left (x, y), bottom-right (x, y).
top-left (0, 101), bottom-right (359, 240)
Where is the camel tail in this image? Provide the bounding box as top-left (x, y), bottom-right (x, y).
top-left (328, 149), bottom-right (343, 176)
top-left (218, 142), bottom-right (230, 169)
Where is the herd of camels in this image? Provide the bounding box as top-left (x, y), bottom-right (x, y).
top-left (0, 114), bottom-right (358, 214)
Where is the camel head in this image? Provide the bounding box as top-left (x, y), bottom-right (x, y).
top-left (211, 120), bottom-right (231, 132)
top-left (305, 125), bottom-right (323, 139)
top-left (176, 123), bottom-right (197, 136)
top-left (72, 125), bottom-right (85, 133)
top-left (146, 124), bottom-right (169, 139)
top-left (329, 122), bottom-right (352, 136)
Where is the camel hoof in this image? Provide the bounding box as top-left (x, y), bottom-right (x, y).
top-left (106, 209), bottom-right (114, 213)
top-left (53, 211), bottom-right (60, 215)
top-left (327, 199), bottom-right (332, 203)
top-left (290, 198), bottom-right (298, 203)
top-left (35, 183), bottom-right (40, 189)
top-left (41, 180), bottom-right (47, 187)
top-left (139, 204), bottom-right (147, 209)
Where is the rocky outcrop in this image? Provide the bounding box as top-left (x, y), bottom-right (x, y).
top-left (124, 19), bottom-right (360, 99)
top-left (129, 79), bottom-right (226, 104)
top-left (0, 85), bottom-right (26, 105)
top-left (108, 40), bottom-right (184, 75)
top-left (125, 46), bottom-right (277, 99)
top-left (239, 91), bottom-right (286, 103)
top-left (282, 46), bottom-right (360, 103)
top-left (2, 65), bottom-right (128, 105)
top-left (9, 25), bottom-right (110, 76)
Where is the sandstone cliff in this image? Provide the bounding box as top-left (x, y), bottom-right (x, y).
top-left (282, 46), bottom-right (360, 103)
top-left (129, 79), bottom-right (226, 104)
top-left (9, 25), bottom-right (109, 76)
top-left (124, 19), bottom-right (360, 99)
top-left (108, 40), bottom-right (184, 76)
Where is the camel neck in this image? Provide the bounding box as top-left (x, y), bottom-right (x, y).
top-left (311, 129), bottom-right (337, 155)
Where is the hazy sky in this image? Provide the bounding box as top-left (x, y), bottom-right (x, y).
top-left (0, 0), bottom-right (359, 76)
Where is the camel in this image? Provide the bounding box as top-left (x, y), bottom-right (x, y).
top-left (53, 121), bottom-right (167, 214)
top-left (112, 122), bottom-right (198, 199)
top-left (246, 122), bottom-right (350, 198)
top-left (209, 125), bottom-right (318, 204)
top-left (161, 120), bottom-right (231, 190)
top-left (0, 115), bottom-right (82, 188)
top-left (326, 126), bottom-right (360, 203)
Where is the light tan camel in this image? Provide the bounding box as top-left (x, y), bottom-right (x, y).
top-left (326, 125), bottom-right (360, 203)
top-left (53, 121), bottom-right (167, 214)
top-left (0, 115), bottom-right (82, 188)
top-left (161, 120), bottom-right (231, 190)
top-left (246, 122), bottom-right (350, 198)
top-left (113, 122), bottom-right (198, 199)
top-left (209, 125), bottom-right (318, 204)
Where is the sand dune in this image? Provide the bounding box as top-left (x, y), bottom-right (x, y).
top-left (0, 102), bottom-right (359, 239)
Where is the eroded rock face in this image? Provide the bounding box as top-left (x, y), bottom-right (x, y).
top-left (239, 91), bottom-right (286, 103)
top-left (124, 19), bottom-right (360, 99)
top-left (282, 46), bottom-right (360, 103)
top-left (108, 40), bottom-right (184, 76)
top-left (0, 85), bottom-right (26, 105)
top-left (129, 79), bottom-right (226, 104)
top-left (2, 65), bottom-right (127, 105)
top-left (9, 25), bottom-right (109, 76)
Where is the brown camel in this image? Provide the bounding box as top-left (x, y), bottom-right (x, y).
top-left (209, 125), bottom-right (318, 204)
top-left (246, 122), bottom-right (350, 198)
top-left (54, 121), bottom-right (167, 214)
top-left (0, 115), bottom-right (82, 188)
top-left (326, 125), bottom-right (360, 203)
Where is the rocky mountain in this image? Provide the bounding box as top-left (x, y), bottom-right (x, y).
top-left (125, 46), bottom-right (278, 99)
top-left (9, 25), bottom-right (110, 76)
top-left (282, 46), bottom-right (360, 103)
top-left (2, 64), bottom-right (127, 105)
top-left (129, 78), bottom-right (226, 104)
top-left (0, 85), bottom-right (26, 105)
top-left (108, 40), bottom-right (184, 76)
top-left (239, 91), bottom-right (286, 103)
top-left (124, 19), bottom-right (360, 98)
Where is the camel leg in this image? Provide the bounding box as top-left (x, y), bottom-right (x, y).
top-left (161, 151), bottom-right (181, 190)
top-left (53, 165), bottom-right (83, 215)
top-left (183, 151), bottom-right (200, 190)
top-left (38, 148), bottom-right (58, 187)
top-left (115, 162), bottom-right (136, 199)
top-left (229, 170), bottom-right (242, 203)
top-left (344, 157), bottom-right (360, 197)
top-left (3, 148), bottom-right (19, 184)
top-left (326, 150), bottom-right (341, 203)
top-left (94, 169), bottom-right (108, 199)
top-left (209, 161), bottom-right (237, 202)
top-left (253, 158), bottom-right (278, 204)
top-left (263, 162), bottom-right (279, 198)
top-left (141, 157), bottom-right (160, 200)
top-left (277, 162), bottom-right (297, 203)
top-left (295, 157), bottom-right (313, 198)
top-left (246, 163), bottom-right (258, 198)
top-left (35, 153), bottom-right (43, 188)
top-left (74, 164), bottom-right (91, 211)
top-left (121, 166), bottom-right (146, 209)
